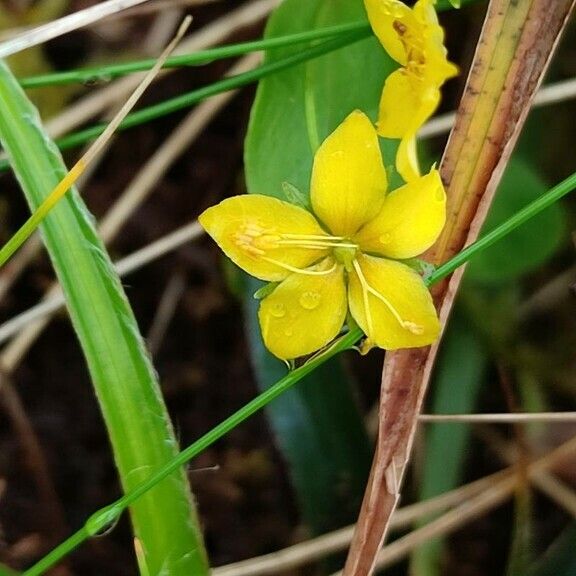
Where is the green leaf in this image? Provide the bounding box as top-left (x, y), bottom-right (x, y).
top-left (245, 0), bottom-right (399, 200)
top-left (243, 0), bottom-right (394, 537)
top-left (0, 62), bottom-right (208, 575)
top-left (466, 157), bottom-right (566, 284)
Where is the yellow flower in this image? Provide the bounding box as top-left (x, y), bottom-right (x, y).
top-left (364, 0), bottom-right (458, 182)
top-left (199, 111), bottom-right (445, 360)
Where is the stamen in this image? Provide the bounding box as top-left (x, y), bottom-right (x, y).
top-left (277, 240), bottom-right (357, 250)
top-left (261, 257), bottom-right (337, 276)
top-left (353, 260), bottom-right (423, 335)
top-left (280, 233), bottom-right (343, 241)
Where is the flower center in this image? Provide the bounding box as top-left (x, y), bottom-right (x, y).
top-left (333, 245), bottom-right (358, 272)
top-left (234, 224), bottom-right (358, 276)
top-left (393, 19), bottom-right (427, 78)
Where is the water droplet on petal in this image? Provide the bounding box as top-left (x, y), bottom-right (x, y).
top-left (284, 329), bottom-right (293, 337)
top-left (403, 321), bottom-right (424, 335)
top-left (299, 291), bottom-right (321, 310)
top-left (379, 232), bottom-right (392, 245)
top-left (269, 303), bottom-right (286, 318)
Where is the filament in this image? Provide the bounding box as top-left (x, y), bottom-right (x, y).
top-left (261, 257), bottom-right (337, 276)
top-left (353, 260), bottom-right (421, 334)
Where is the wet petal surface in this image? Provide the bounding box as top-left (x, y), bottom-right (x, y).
top-left (258, 259), bottom-right (347, 359)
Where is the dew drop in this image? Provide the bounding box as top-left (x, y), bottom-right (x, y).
top-left (379, 232), bottom-right (392, 245)
top-left (299, 291), bottom-right (321, 310)
top-left (269, 303), bottom-right (286, 318)
top-left (284, 329), bottom-right (294, 337)
top-left (403, 321), bottom-right (424, 335)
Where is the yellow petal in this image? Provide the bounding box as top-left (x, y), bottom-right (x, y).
top-left (396, 132), bottom-right (422, 182)
top-left (376, 69), bottom-right (422, 139)
top-left (348, 254), bottom-right (440, 349)
top-left (377, 73), bottom-right (439, 181)
top-left (355, 168), bottom-right (446, 259)
top-left (199, 195), bottom-right (328, 282)
top-left (258, 259), bottom-right (347, 360)
top-left (311, 110), bottom-right (387, 237)
top-left (363, 0), bottom-right (417, 66)
top-left (414, 0), bottom-right (459, 85)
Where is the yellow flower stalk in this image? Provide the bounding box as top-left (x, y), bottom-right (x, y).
top-left (364, 0), bottom-right (458, 182)
top-left (200, 111), bottom-right (446, 360)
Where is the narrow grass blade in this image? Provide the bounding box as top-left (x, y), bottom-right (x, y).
top-left (0, 62), bottom-right (209, 575)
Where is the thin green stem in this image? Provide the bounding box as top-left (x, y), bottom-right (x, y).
top-left (17, 0), bottom-right (468, 90)
top-left (23, 166), bottom-right (576, 576)
top-left (428, 171), bottom-right (576, 285)
top-left (19, 21), bottom-right (370, 89)
top-left (0, 28), bottom-right (370, 174)
top-left (22, 328), bottom-right (361, 576)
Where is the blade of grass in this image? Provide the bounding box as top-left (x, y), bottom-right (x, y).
top-left (15, 0), bottom-right (471, 89)
top-left (0, 17), bottom-right (192, 267)
top-left (19, 21), bottom-right (371, 88)
top-left (0, 58), bottom-right (209, 576)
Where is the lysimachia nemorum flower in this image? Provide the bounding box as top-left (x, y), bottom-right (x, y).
top-left (199, 111), bottom-right (446, 360)
top-left (364, 0), bottom-right (458, 182)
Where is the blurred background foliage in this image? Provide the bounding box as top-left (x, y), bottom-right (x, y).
top-left (0, 0), bottom-right (575, 574)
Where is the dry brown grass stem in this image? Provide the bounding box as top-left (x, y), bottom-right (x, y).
top-left (0, 0), bottom-right (153, 59)
top-left (421, 76), bottom-right (576, 139)
top-left (420, 412), bottom-right (576, 423)
top-left (0, 221), bottom-right (204, 346)
top-left (213, 470), bottom-right (507, 576)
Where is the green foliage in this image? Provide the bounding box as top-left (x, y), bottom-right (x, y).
top-left (467, 157), bottom-right (565, 284)
top-left (245, 0), bottom-right (399, 200)
top-left (0, 62), bottom-right (208, 575)
top-left (243, 0), bottom-right (390, 535)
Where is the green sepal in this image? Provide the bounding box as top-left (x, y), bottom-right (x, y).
top-left (253, 281), bottom-right (280, 299)
top-left (282, 181), bottom-right (311, 209)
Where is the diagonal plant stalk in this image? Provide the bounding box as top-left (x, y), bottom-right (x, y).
top-left (0, 61), bottom-right (209, 575)
top-left (343, 1), bottom-right (576, 575)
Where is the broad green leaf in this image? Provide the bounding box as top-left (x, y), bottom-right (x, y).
top-left (244, 0), bottom-right (391, 537)
top-left (411, 310), bottom-right (488, 575)
top-left (245, 0), bottom-right (399, 200)
top-left (467, 157), bottom-right (565, 284)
